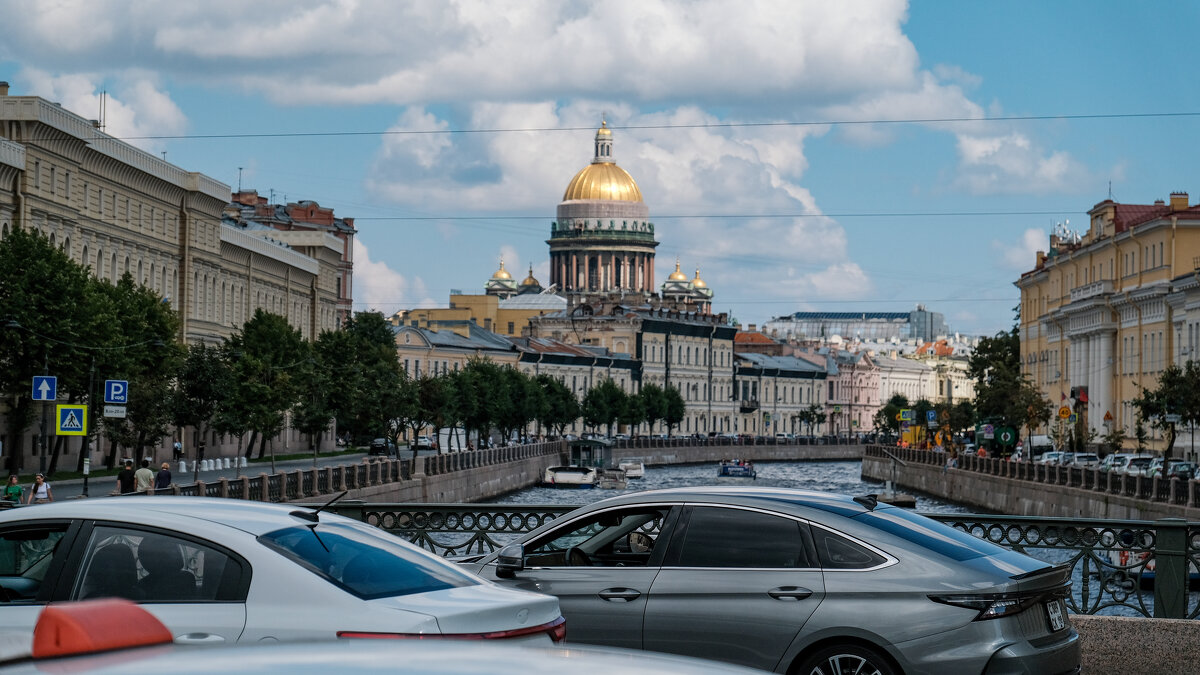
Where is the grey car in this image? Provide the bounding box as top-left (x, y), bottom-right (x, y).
top-left (461, 487), bottom-right (1080, 674)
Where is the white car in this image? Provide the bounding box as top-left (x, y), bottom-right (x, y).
top-left (0, 498), bottom-right (563, 644)
top-left (1124, 456), bottom-right (1155, 476)
top-left (1070, 453), bottom-right (1101, 468)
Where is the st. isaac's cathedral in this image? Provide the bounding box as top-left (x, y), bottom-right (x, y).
top-left (484, 122), bottom-right (714, 314)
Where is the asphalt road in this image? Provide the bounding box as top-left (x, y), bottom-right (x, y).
top-left (36, 447), bottom-right (445, 501)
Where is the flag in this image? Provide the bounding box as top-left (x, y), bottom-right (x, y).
top-left (1061, 392), bottom-right (1066, 401)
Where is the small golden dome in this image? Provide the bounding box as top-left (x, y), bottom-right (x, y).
top-left (562, 162), bottom-right (643, 202)
top-left (521, 265), bottom-right (539, 286)
top-left (492, 259), bottom-right (512, 280)
top-left (692, 268), bottom-right (707, 288)
top-left (668, 260), bottom-right (688, 281)
top-left (596, 120), bottom-right (612, 136)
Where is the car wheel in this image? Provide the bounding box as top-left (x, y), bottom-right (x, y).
top-left (795, 644), bottom-right (895, 675)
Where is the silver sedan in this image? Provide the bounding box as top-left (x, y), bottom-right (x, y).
top-left (460, 487), bottom-right (1080, 674)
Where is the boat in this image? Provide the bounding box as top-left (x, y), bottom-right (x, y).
top-left (596, 468), bottom-right (628, 490)
top-left (542, 465), bottom-right (597, 488)
top-left (618, 457), bottom-right (645, 479)
top-left (717, 459), bottom-right (756, 480)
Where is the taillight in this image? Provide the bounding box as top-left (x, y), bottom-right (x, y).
top-left (928, 592), bottom-right (1044, 620)
top-left (338, 616), bottom-right (566, 642)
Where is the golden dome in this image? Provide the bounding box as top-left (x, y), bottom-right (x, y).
top-left (668, 259), bottom-right (688, 281)
top-left (596, 120), bottom-right (612, 136)
top-left (562, 163), bottom-right (643, 202)
top-left (521, 265), bottom-right (540, 286)
top-left (692, 268), bottom-right (707, 288)
top-left (492, 259), bottom-right (512, 280)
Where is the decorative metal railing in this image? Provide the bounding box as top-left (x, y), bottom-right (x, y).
top-left (865, 445), bottom-right (1200, 508)
top-left (328, 502), bottom-right (1200, 620)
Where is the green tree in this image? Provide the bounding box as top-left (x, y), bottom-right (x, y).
top-left (873, 394), bottom-right (910, 436)
top-left (293, 354), bottom-right (335, 456)
top-left (639, 383), bottom-right (667, 435)
top-left (536, 374), bottom-right (579, 437)
top-left (1131, 361), bottom-right (1200, 459)
top-left (169, 342), bottom-right (230, 470)
top-left (663, 385), bottom-right (686, 436)
top-left (581, 378), bottom-right (625, 436)
top-left (225, 310), bottom-right (308, 464)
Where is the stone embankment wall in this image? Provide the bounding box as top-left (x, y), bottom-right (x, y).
top-left (862, 453), bottom-right (1200, 520)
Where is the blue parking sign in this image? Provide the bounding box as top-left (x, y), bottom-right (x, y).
top-left (104, 380), bottom-right (128, 404)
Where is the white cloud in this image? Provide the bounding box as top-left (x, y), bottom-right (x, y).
top-left (352, 238), bottom-right (434, 313)
top-left (993, 228), bottom-right (1046, 271)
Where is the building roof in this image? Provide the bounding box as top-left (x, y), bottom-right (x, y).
top-left (735, 332), bottom-right (778, 345)
top-left (736, 352), bottom-right (827, 376)
top-left (394, 324), bottom-right (517, 353)
top-left (776, 311), bottom-right (912, 321)
top-left (498, 293), bottom-right (567, 310)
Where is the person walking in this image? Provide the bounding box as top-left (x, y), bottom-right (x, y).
top-left (116, 459), bottom-right (136, 495)
top-left (154, 462), bottom-right (172, 492)
top-left (3, 475), bottom-right (22, 503)
top-left (26, 474), bottom-right (52, 504)
top-left (134, 459), bottom-right (155, 494)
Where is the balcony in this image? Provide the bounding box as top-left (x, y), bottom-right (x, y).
top-left (1070, 280), bottom-right (1112, 303)
top-left (739, 399), bottom-right (760, 413)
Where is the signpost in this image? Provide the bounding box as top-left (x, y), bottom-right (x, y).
top-left (1058, 406), bottom-right (1071, 419)
top-left (31, 376), bottom-right (56, 474)
top-left (103, 380), bottom-right (128, 405)
top-left (56, 404), bottom-right (87, 436)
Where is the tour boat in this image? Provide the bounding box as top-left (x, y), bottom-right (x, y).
top-left (542, 465), bottom-right (597, 488)
top-left (618, 457), bottom-right (645, 479)
top-left (717, 459), bottom-right (756, 480)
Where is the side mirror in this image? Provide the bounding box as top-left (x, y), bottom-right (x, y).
top-left (495, 544), bottom-right (525, 579)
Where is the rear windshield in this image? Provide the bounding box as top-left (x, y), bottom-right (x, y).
top-left (258, 521), bottom-right (479, 599)
top-left (854, 508), bottom-right (1008, 561)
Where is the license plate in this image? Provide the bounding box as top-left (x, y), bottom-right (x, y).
top-left (1045, 599), bottom-right (1066, 632)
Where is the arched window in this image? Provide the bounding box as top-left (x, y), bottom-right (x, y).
top-left (63, 237), bottom-right (69, 254)
top-left (49, 232), bottom-right (55, 247)
top-left (1, 223), bottom-right (7, 238)
top-left (111, 253), bottom-right (117, 279)
top-left (81, 245), bottom-right (89, 270)
top-left (137, 261), bottom-right (143, 284)
top-left (124, 256), bottom-right (130, 275)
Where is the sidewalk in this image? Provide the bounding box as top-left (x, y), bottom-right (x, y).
top-left (40, 447), bottom-right (444, 500)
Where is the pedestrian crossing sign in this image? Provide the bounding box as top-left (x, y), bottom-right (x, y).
top-left (56, 404), bottom-right (87, 436)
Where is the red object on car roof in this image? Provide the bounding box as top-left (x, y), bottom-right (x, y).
top-left (32, 598), bottom-right (172, 659)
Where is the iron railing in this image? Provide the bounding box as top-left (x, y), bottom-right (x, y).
top-left (326, 502), bottom-right (1200, 620)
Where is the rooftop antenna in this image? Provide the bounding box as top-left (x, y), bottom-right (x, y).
top-left (98, 90), bottom-right (106, 132)
top-left (238, 167), bottom-right (243, 192)
top-left (161, 151), bottom-right (167, 161)
top-left (1108, 181), bottom-right (1113, 200)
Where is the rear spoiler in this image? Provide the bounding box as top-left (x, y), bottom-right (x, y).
top-left (1010, 561), bottom-right (1072, 582)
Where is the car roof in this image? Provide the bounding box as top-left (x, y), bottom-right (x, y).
top-left (0, 497), bottom-right (338, 536)
top-left (590, 486), bottom-right (878, 518)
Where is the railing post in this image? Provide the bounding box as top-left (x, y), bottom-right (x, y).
top-left (1153, 518), bottom-right (1188, 619)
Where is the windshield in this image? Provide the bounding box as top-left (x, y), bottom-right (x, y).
top-left (854, 507), bottom-right (1009, 561)
top-left (259, 521), bottom-right (479, 599)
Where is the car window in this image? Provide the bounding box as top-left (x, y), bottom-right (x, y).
top-left (259, 521), bottom-right (479, 600)
top-left (0, 524), bottom-right (70, 603)
top-left (525, 506), bottom-right (670, 567)
top-left (674, 506), bottom-right (813, 568)
top-left (854, 508), bottom-right (1008, 562)
top-left (73, 526), bottom-right (245, 603)
top-left (812, 527), bottom-right (887, 569)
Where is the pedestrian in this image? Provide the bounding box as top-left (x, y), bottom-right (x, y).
top-left (173, 440), bottom-right (182, 460)
top-left (154, 462), bottom-right (172, 492)
top-left (26, 473), bottom-right (52, 504)
top-left (135, 459), bottom-right (155, 493)
top-left (116, 459), bottom-right (136, 495)
top-left (3, 475), bottom-right (22, 503)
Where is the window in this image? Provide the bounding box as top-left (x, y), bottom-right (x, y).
top-left (524, 507), bottom-right (670, 567)
top-left (675, 507), bottom-right (813, 568)
top-left (259, 521), bottom-right (477, 600)
top-left (72, 526), bottom-right (245, 603)
top-left (853, 508), bottom-right (1005, 562)
top-left (0, 524), bottom-right (71, 603)
top-left (812, 527), bottom-right (887, 570)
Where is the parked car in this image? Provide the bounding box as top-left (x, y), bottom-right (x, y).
top-left (1147, 458), bottom-right (1197, 479)
top-left (1070, 453), bottom-right (1101, 468)
top-left (367, 437), bottom-right (397, 456)
top-left (1124, 456), bottom-right (1156, 476)
top-left (413, 435), bottom-right (436, 450)
top-left (459, 487), bottom-right (1080, 674)
top-left (0, 499), bottom-right (564, 644)
top-left (1037, 451), bottom-right (1065, 464)
top-left (3, 599), bottom-right (755, 675)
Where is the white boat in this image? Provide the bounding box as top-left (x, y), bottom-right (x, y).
top-left (717, 459), bottom-right (756, 480)
top-left (618, 457), bottom-right (645, 479)
top-left (542, 465), bottom-right (597, 488)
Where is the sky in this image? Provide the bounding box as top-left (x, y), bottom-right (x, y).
top-left (3, 0), bottom-right (1199, 338)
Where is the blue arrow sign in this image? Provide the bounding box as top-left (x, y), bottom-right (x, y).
top-left (31, 376), bottom-right (56, 401)
top-left (104, 380), bottom-right (128, 404)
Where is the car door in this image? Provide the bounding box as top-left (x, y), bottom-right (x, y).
top-left (64, 523), bottom-right (250, 645)
top-left (480, 504), bottom-right (678, 649)
top-left (0, 520), bottom-right (79, 634)
top-left (643, 505), bottom-right (826, 672)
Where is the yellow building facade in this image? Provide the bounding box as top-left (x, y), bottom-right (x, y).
top-left (1016, 192), bottom-right (1200, 449)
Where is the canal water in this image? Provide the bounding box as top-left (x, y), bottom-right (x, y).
top-left (494, 459), bottom-right (971, 513)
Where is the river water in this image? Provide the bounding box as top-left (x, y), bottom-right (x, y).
top-left (493, 459), bottom-right (971, 513)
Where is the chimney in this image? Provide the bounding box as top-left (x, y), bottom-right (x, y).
top-left (0, 82), bottom-right (8, 96)
top-left (748, 323), bottom-right (757, 332)
top-left (1170, 192), bottom-right (1189, 211)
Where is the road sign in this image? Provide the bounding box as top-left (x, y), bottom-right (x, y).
top-left (31, 376), bottom-right (56, 401)
top-left (982, 424), bottom-right (995, 439)
top-left (1103, 411), bottom-right (1113, 422)
top-left (1058, 406), bottom-right (1071, 419)
top-left (926, 410), bottom-right (937, 423)
top-left (900, 409), bottom-right (914, 421)
top-left (832, 405), bottom-right (842, 413)
top-left (1165, 413), bottom-right (1182, 424)
top-left (997, 427), bottom-right (1017, 447)
top-left (1068, 413), bottom-right (1078, 424)
top-left (104, 380), bottom-right (128, 404)
top-left (56, 404), bottom-right (87, 436)
top-left (103, 405), bottom-right (126, 418)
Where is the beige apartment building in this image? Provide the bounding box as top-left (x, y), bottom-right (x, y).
top-left (1016, 192), bottom-right (1200, 449)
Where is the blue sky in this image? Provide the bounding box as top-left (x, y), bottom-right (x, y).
top-left (3, 0), bottom-right (1199, 337)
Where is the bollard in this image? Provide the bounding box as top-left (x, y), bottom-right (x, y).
top-left (240, 457), bottom-right (248, 468)
top-left (202, 459), bottom-right (212, 471)
top-left (224, 458), bottom-right (231, 469)
top-left (178, 460), bottom-right (188, 474)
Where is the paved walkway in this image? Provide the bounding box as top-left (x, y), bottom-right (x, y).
top-left (37, 448), bottom-right (445, 500)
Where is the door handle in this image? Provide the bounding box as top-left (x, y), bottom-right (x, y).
top-left (598, 588), bottom-right (642, 602)
top-left (768, 586), bottom-right (813, 601)
top-left (174, 633), bottom-right (227, 645)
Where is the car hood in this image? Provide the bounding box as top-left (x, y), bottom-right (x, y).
top-left (369, 583), bottom-right (561, 636)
